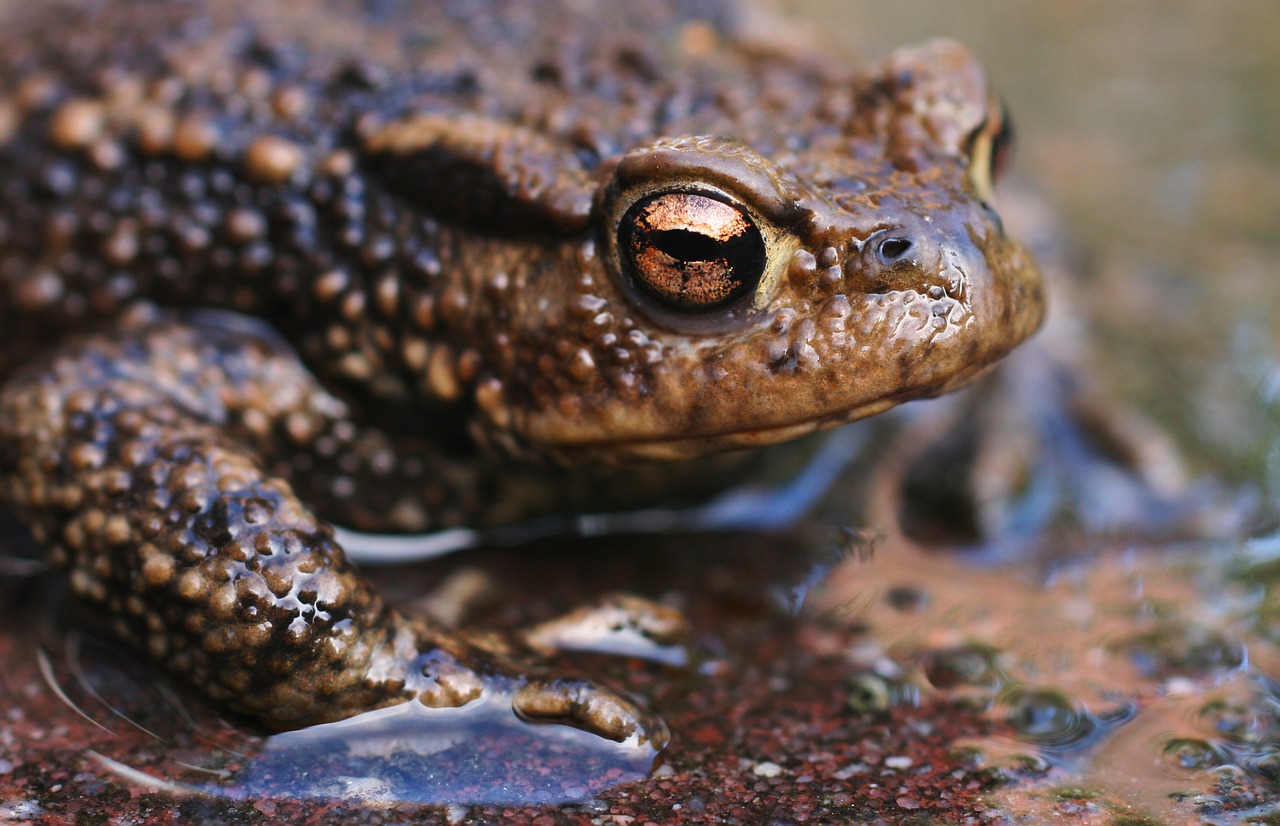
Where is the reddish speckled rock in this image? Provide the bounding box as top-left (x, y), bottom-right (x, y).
top-left (0, 533), bottom-right (1007, 823)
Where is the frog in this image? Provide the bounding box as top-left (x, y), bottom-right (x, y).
top-left (0, 0), bottom-right (1043, 749)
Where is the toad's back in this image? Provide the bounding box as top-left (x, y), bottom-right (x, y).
top-left (0, 0), bottom-right (754, 362)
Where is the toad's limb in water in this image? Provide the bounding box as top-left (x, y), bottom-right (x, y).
top-left (0, 306), bottom-right (663, 744)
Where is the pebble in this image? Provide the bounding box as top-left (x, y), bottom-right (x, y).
top-left (752, 761), bottom-right (785, 777)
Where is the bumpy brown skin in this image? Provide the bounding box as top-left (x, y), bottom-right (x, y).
top-left (0, 0), bottom-right (1042, 743)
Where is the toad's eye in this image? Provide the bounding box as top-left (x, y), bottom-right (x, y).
top-left (618, 192), bottom-right (766, 312)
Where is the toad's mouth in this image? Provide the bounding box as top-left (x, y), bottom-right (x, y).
top-left (617, 411), bottom-right (886, 462)
top-left (556, 360), bottom-right (999, 464)
top-left (604, 394), bottom-right (907, 462)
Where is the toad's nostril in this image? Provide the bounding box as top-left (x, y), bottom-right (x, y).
top-left (877, 236), bottom-right (914, 264)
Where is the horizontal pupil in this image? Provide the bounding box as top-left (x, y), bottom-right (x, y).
top-left (618, 193), bottom-right (769, 312)
top-left (652, 228), bottom-right (748, 263)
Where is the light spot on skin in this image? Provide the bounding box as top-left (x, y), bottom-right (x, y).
top-left (456, 350), bottom-right (481, 383)
top-left (475, 378), bottom-right (511, 430)
top-left (88, 139), bottom-right (125, 171)
top-left (401, 337), bottom-right (430, 371)
top-left (320, 149), bottom-right (355, 177)
top-left (428, 346), bottom-right (462, 401)
top-left (677, 20), bottom-right (719, 58)
top-left (176, 569), bottom-right (208, 601)
top-left (103, 514), bottom-right (131, 546)
top-left (102, 225), bottom-right (140, 264)
top-left (141, 551), bottom-right (175, 588)
top-left (339, 289), bottom-right (365, 322)
top-left (208, 583), bottom-right (239, 620)
top-left (13, 270), bottom-right (65, 311)
top-left (133, 106), bottom-right (176, 155)
top-left (792, 248), bottom-right (818, 275)
top-left (271, 85), bottom-right (311, 121)
top-left (68, 443), bottom-right (106, 470)
top-left (325, 323), bottom-right (352, 351)
top-left (375, 273), bottom-right (400, 317)
top-left (337, 352), bottom-right (373, 380)
top-left (225, 208), bottom-right (267, 243)
top-left (244, 135), bottom-right (305, 185)
top-left (314, 270), bottom-right (349, 303)
top-left (171, 115), bottom-right (220, 162)
top-left (49, 98), bottom-right (105, 149)
top-left (568, 348), bottom-right (596, 382)
top-left (411, 294), bottom-right (437, 331)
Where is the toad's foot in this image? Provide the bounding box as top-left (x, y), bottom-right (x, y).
top-left (0, 305), bottom-right (665, 748)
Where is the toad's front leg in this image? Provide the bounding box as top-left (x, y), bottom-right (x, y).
top-left (0, 305), bottom-right (664, 747)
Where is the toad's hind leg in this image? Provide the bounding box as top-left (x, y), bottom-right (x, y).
top-left (0, 304), bottom-right (664, 746)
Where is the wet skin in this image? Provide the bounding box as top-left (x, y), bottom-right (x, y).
top-left (0, 0), bottom-right (1042, 746)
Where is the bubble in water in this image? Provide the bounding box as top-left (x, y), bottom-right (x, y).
top-left (1160, 737), bottom-right (1229, 772)
top-left (1002, 689), bottom-right (1098, 750)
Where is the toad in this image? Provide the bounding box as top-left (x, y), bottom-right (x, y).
top-left (0, 0), bottom-right (1042, 747)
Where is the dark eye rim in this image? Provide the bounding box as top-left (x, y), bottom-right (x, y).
top-left (988, 102), bottom-right (1014, 181)
top-left (964, 97), bottom-right (1014, 208)
top-left (616, 190), bottom-right (769, 314)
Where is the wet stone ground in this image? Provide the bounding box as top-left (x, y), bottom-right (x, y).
top-left (4, 2), bottom-right (1280, 824)
top-left (1, 531), bottom-right (1013, 824)
top-left (6, 499), bottom-right (1280, 824)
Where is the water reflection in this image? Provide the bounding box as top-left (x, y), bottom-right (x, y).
top-left (227, 698), bottom-right (657, 805)
top-left (819, 512), bottom-right (1280, 821)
